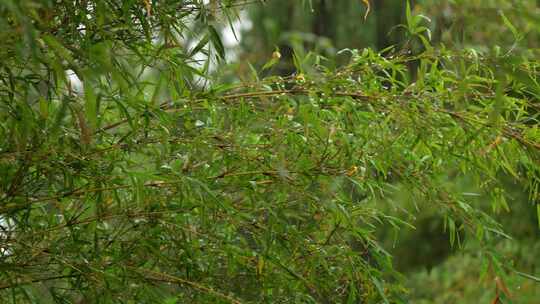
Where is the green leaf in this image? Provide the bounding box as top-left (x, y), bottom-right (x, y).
top-left (537, 203), bottom-right (540, 229)
top-left (208, 25), bottom-right (225, 61)
top-left (371, 277), bottom-right (390, 304)
top-left (189, 34), bottom-right (210, 58)
top-left (42, 34), bottom-right (75, 65)
top-left (499, 11), bottom-right (522, 41)
top-left (405, 1), bottom-right (413, 30)
top-left (84, 82), bottom-right (98, 130)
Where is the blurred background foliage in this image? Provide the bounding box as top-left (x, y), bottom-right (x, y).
top-left (1, 0), bottom-right (539, 303)
top-left (236, 0), bottom-right (540, 73)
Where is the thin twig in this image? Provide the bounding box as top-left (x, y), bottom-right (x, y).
top-left (130, 268), bottom-right (244, 304)
top-left (0, 274), bottom-right (81, 291)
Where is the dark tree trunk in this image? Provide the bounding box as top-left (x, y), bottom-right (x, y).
top-left (374, 0), bottom-right (410, 50)
top-left (312, 0), bottom-right (334, 39)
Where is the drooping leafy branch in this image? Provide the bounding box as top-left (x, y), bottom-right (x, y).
top-left (0, 1), bottom-right (539, 303)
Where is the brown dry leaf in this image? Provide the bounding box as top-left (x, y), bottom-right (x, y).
top-left (481, 135), bottom-right (503, 156)
top-left (494, 276), bottom-right (512, 299)
top-left (74, 108), bottom-right (91, 146)
top-left (143, 0), bottom-right (152, 16)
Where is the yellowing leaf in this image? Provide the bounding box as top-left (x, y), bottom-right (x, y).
top-left (362, 0), bottom-right (371, 20)
top-left (346, 166), bottom-right (358, 177)
top-left (256, 256), bottom-right (264, 276)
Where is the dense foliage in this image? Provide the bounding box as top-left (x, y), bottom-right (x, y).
top-left (0, 1), bottom-right (539, 303)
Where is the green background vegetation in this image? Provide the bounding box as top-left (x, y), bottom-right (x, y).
top-left (0, 0), bottom-right (539, 303)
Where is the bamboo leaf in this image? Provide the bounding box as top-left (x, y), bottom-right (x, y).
top-left (208, 25), bottom-right (225, 61)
